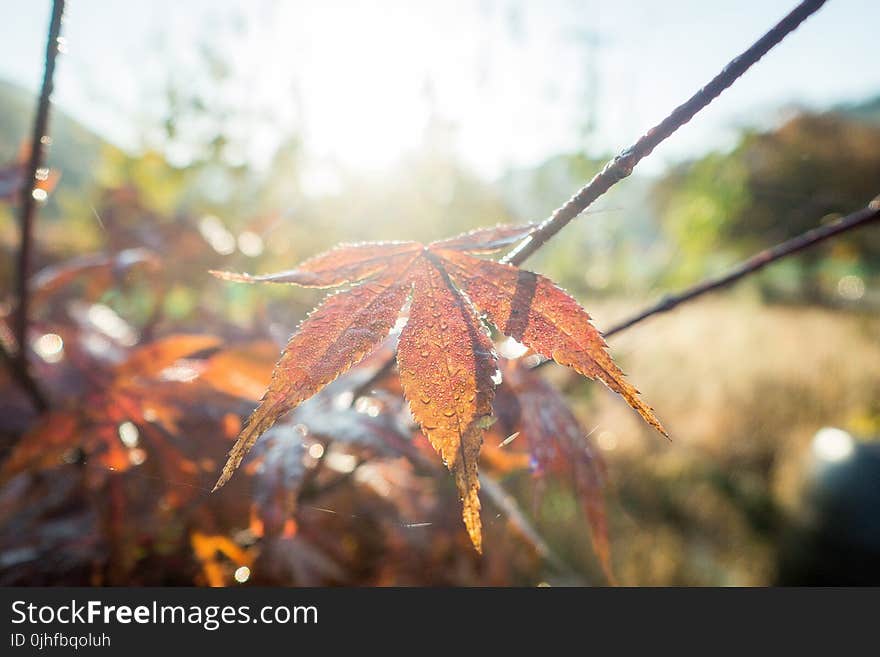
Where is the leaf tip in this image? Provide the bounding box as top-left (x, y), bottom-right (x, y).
top-left (211, 474), bottom-right (227, 492)
top-left (643, 407), bottom-right (669, 440)
top-left (462, 484), bottom-right (483, 554)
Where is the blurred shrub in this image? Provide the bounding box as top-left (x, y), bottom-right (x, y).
top-left (654, 112), bottom-right (880, 301)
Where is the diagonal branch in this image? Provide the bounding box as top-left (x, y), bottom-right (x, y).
top-left (340, 0), bottom-right (830, 402)
top-left (530, 195), bottom-right (880, 374)
top-left (8, 0), bottom-right (65, 412)
top-left (601, 196), bottom-right (880, 338)
top-left (502, 0), bottom-right (827, 267)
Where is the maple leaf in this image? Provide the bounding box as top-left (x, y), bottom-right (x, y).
top-left (1, 334), bottom-right (224, 483)
top-left (211, 223), bottom-right (666, 551)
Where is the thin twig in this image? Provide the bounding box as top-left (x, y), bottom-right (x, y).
top-left (514, 198), bottom-right (877, 569)
top-left (530, 196), bottom-right (880, 373)
top-left (15, 0), bottom-right (65, 350)
top-left (502, 0), bottom-right (827, 267)
top-left (8, 0), bottom-right (64, 412)
top-left (601, 197), bottom-right (880, 338)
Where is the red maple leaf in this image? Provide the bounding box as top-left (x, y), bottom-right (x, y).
top-left (211, 224), bottom-right (665, 551)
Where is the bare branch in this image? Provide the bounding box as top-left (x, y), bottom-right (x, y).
top-left (502, 0), bottom-right (827, 267)
top-left (7, 0), bottom-right (65, 412)
top-left (601, 197), bottom-right (880, 338)
top-left (335, 0), bottom-right (831, 405)
top-left (529, 196), bottom-right (880, 376)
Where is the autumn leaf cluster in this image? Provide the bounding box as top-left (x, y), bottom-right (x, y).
top-left (0, 198), bottom-right (630, 584)
top-left (0, 147), bottom-right (664, 583)
top-left (212, 223), bottom-right (665, 552)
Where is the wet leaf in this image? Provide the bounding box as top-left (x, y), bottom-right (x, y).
top-left (437, 250), bottom-right (666, 436)
top-left (397, 257), bottom-right (496, 552)
top-left (212, 258), bottom-right (418, 491)
top-left (430, 222), bottom-right (538, 254)
top-left (210, 241), bottom-right (421, 287)
top-left (212, 223), bottom-right (665, 550)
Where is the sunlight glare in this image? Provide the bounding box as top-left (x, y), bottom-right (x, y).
top-left (118, 421), bottom-right (140, 448)
top-left (812, 427), bottom-right (854, 464)
top-left (234, 566), bottom-right (251, 583)
top-left (199, 215), bottom-right (236, 255)
top-left (87, 303), bottom-right (138, 346)
top-left (252, 1), bottom-right (544, 178)
top-left (237, 231), bottom-right (264, 257)
top-left (837, 275), bottom-right (865, 301)
top-left (33, 333), bottom-right (64, 363)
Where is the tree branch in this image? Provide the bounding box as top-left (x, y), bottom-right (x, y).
top-left (531, 195), bottom-right (880, 374)
top-left (346, 0), bottom-right (829, 400)
top-left (600, 197), bottom-right (880, 338)
top-left (9, 0), bottom-right (65, 412)
top-left (502, 0), bottom-right (827, 267)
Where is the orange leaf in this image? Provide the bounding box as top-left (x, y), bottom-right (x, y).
top-left (211, 241), bottom-right (421, 287)
top-left (437, 250), bottom-right (666, 437)
top-left (116, 334), bottom-right (222, 379)
top-left (212, 256), bottom-right (418, 490)
top-left (200, 341), bottom-right (279, 401)
top-left (499, 360), bottom-right (614, 583)
top-left (429, 222), bottom-right (537, 254)
top-left (0, 411), bottom-right (80, 480)
top-left (190, 532), bottom-right (253, 587)
top-left (211, 223), bottom-right (664, 553)
top-left (397, 257), bottom-right (496, 553)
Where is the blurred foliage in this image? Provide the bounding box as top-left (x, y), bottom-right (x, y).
top-left (654, 111), bottom-right (880, 301)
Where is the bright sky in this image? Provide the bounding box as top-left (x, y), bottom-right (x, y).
top-left (2, 0), bottom-right (879, 180)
